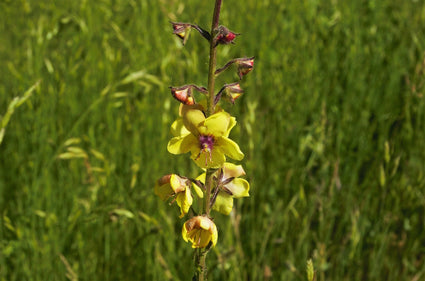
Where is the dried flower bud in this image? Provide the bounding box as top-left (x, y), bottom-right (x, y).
top-left (171, 22), bottom-right (192, 45)
top-left (170, 86), bottom-right (195, 105)
top-left (236, 57), bottom-right (254, 79)
top-left (215, 25), bottom-right (239, 45)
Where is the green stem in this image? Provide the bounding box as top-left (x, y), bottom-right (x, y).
top-left (204, 0), bottom-right (222, 218)
top-left (194, 248), bottom-right (208, 281)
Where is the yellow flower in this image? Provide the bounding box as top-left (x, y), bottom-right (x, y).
top-left (182, 216), bottom-right (218, 248)
top-left (154, 174), bottom-right (193, 218)
top-left (167, 105), bottom-right (244, 168)
top-left (195, 162), bottom-right (250, 215)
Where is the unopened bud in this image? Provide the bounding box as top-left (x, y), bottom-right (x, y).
top-left (215, 26), bottom-right (239, 46)
top-left (170, 85), bottom-right (208, 105)
top-left (236, 57), bottom-right (254, 79)
top-left (171, 22), bottom-right (192, 45)
top-left (215, 83), bottom-right (244, 105)
top-left (171, 22), bottom-right (211, 44)
top-left (225, 82), bottom-right (243, 104)
top-left (170, 86), bottom-right (195, 105)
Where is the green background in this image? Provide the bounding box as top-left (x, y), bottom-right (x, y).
top-left (1, 0), bottom-right (425, 280)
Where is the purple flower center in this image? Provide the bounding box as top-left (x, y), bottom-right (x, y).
top-left (199, 135), bottom-right (214, 151)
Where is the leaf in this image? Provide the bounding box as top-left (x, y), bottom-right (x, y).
top-left (119, 70), bottom-right (147, 85)
top-left (111, 209), bottom-right (134, 219)
top-left (90, 149), bottom-right (105, 161)
top-left (63, 138), bottom-right (81, 147)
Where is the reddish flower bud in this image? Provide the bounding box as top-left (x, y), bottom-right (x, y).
top-left (215, 26), bottom-right (239, 45)
top-left (170, 86), bottom-right (195, 105)
top-left (170, 85), bottom-right (208, 105)
top-left (225, 82), bottom-right (243, 103)
top-left (236, 57), bottom-right (254, 79)
top-left (171, 22), bottom-right (192, 45)
top-left (214, 83), bottom-right (244, 105)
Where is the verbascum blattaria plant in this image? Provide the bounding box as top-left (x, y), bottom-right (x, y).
top-left (154, 1), bottom-right (254, 279)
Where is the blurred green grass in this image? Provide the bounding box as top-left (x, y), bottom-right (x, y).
top-left (1, 0), bottom-right (425, 280)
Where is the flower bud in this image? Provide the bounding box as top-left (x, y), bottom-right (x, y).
top-left (225, 82), bottom-right (243, 103)
top-left (215, 25), bottom-right (239, 45)
top-left (171, 22), bottom-right (192, 45)
top-left (170, 85), bottom-right (208, 105)
top-left (170, 86), bottom-right (195, 105)
top-left (170, 22), bottom-right (211, 44)
top-left (236, 57), bottom-right (254, 79)
top-left (215, 83), bottom-right (244, 105)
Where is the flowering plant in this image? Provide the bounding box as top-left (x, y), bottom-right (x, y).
top-left (155, 1), bottom-right (254, 279)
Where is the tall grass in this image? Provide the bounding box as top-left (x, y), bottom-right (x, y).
top-left (1, 0), bottom-right (425, 280)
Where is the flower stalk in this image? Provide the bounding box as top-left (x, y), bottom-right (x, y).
top-left (155, 0), bottom-right (254, 279)
top-left (207, 0), bottom-right (222, 117)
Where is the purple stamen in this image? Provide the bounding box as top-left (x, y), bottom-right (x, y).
top-left (198, 135), bottom-right (215, 165)
top-left (199, 135), bottom-right (214, 150)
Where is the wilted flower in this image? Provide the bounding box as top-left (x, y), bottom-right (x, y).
top-left (167, 106), bottom-right (244, 168)
top-left (236, 57), bottom-right (254, 79)
top-left (215, 25), bottom-right (239, 45)
top-left (196, 162), bottom-right (250, 215)
top-left (154, 174), bottom-right (193, 218)
top-left (182, 216), bottom-right (218, 248)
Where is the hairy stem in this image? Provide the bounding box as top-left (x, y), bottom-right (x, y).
top-left (194, 248), bottom-right (208, 281)
top-left (206, 0), bottom-right (222, 117)
top-left (205, 0), bottom-right (222, 217)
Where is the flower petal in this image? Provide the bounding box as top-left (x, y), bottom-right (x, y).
top-left (213, 192), bottom-right (234, 215)
top-left (169, 174), bottom-right (187, 193)
top-left (192, 183), bottom-right (204, 199)
top-left (154, 182), bottom-right (173, 201)
top-left (225, 178), bottom-right (250, 198)
top-left (224, 116), bottom-right (237, 137)
top-left (176, 187), bottom-right (193, 218)
top-left (201, 111), bottom-right (230, 137)
top-left (210, 223), bottom-right (218, 246)
top-left (170, 118), bottom-right (190, 136)
top-left (192, 147), bottom-right (226, 168)
top-left (181, 105), bottom-right (205, 136)
top-left (222, 162), bottom-right (246, 178)
top-left (216, 137), bottom-right (244, 160)
top-left (168, 134), bottom-right (197, 155)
